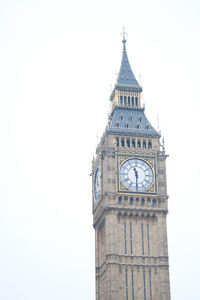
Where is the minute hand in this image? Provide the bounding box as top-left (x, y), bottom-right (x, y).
top-left (133, 167), bottom-right (138, 191)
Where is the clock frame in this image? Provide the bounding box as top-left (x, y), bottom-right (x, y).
top-left (117, 155), bottom-right (157, 195)
top-left (94, 166), bottom-right (101, 202)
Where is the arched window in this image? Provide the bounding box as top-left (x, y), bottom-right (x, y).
top-left (137, 140), bottom-right (141, 148)
top-left (120, 95), bottom-right (123, 106)
top-left (148, 140), bottom-right (152, 149)
top-left (136, 124), bottom-right (140, 129)
top-left (152, 199), bottom-right (156, 207)
top-left (121, 138), bottom-right (125, 147)
top-left (143, 140), bottom-right (146, 148)
top-left (120, 115), bottom-right (124, 120)
top-left (116, 122), bottom-right (119, 128)
top-left (132, 96), bottom-right (134, 107)
top-left (132, 139), bottom-right (135, 148)
top-left (129, 115), bottom-right (133, 122)
top-left (118, 196), bottom-right (122, 204)
top-left (128, 96), bottom-right (130, 106)
top-left (116, 137), bottom-right (119, 147)
top-left (125, 123), bottom-right (129, 128)
top-left (127, 138), bottom-right (130, 147)
top-left (124, 96), bottom-right (127, 106)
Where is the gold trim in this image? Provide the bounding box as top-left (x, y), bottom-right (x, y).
top-left (92, 157), bottom-right (101, 209)
top-left (117, 155), bottom-right (157, 195)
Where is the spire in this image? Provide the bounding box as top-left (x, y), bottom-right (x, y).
top-left (116, 28), bottom-right (142, 92)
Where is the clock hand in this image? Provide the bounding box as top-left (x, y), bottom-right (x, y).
top-left (133, 167), bottom-right (138, 191)
top-left (97, 178), bottom-right (100, 187)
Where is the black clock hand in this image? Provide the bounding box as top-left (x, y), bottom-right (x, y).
top-left (133, 167), bottom-right (138, 191)
top-left (97, 178), bottom-right (99, 187)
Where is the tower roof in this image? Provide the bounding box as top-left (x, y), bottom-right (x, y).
top-left (110, 33), bottom-right (142, 101)
top-left (106, 107), bottom-right (160, 137)
top-left (116, 38), bottom-right (142, 91)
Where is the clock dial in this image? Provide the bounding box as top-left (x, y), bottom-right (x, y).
top-left (120, 158), bottom-right (154, 192)
top-left (94, 167), bottom-right (101, 202)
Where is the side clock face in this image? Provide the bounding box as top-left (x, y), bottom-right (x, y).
top-left (94, 167), bottom-right (101, 202)
top-left (120, 158), bottom-right (154, 192)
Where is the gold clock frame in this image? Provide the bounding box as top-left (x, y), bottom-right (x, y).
top-left (94, 166), bottom-right (101, 202)
top-left (117, 155), bottom-right (157, 195)
top-left (92, 156), bottom-right (102, 210)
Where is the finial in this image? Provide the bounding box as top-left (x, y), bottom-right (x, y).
top-left (160, 136), bottom-right (165, 153)
top-left (121, 26), bottom-right (128, 44)
top-left (162, 137), bottom-right (165, 151)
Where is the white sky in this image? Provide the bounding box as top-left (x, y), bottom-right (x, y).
top-left (0, 0), bottom-right (200, 299)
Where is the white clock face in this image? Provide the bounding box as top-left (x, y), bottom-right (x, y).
top-left (120, 158), bottom-right (154, 192)
top-left (94, 167), bottom-right (101, 202)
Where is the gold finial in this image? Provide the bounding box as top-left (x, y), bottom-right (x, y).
top-left (121, 26), bottom-right (128, 44)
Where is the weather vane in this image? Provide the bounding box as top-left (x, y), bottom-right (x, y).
top-left (121, 26), bottom-right (128, 44)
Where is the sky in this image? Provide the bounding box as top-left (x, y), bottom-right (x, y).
top-left (0, 0), bottom-right (200, 299)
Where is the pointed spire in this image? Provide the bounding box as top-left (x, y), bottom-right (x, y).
top-left (116, 28), bottom-right (142, 92)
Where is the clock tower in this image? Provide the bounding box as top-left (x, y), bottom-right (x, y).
top-left (92, 33), bottom-right (171, 300)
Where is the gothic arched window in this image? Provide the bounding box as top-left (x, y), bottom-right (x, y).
top-left (116, 137), bottom-right (119, 147)
top-left (132, 97), bottom-right (134, 107)
top-left (120, 96), bottom-right (123, 106)
top-left (148, 140), bottom-right (152, 149)
top-left (124, 96), bottom-right (127, 106)
top-left (152, 199), bottom-right (156, 207)
top-left (127, 138), bottom-right (130, 147)
top-left (121, 138), bottom-right (125, 147)
top-left (132, 139), bottom-right (135, 148)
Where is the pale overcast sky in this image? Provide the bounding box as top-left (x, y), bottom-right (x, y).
top-left (0, 0), bottom-right (200, 299)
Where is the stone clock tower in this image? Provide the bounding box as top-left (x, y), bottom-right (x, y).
top-left (92, 33), bottom-right (171, 300)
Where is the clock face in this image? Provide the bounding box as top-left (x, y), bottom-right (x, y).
top-left (120, 158), bottom-right (154, 192)
top-left (94, 167), bottom-right (101, 202)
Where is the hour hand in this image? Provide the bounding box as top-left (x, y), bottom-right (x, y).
top-left (133, 167), bottom-right (138, 190)
top-left (133, 167), bottom-right (138, 179)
